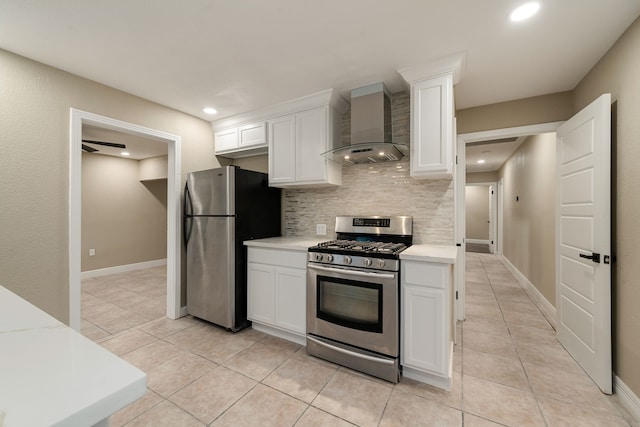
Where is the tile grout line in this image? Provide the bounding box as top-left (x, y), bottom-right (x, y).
top-left (479, 253), bottom-right (551, 427)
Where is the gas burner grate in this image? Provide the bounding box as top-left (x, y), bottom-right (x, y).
top-left (315, 240), bottom-right (406, 254)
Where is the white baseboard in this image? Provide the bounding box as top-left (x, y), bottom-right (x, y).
top-left (466, 239), bottom-right (490, 245)
top-left (615, 376), bottom-right (640, 423)
top-left (81, 259), bottom-right (167, 279)
top-left (499, 255), bottom-right (556, 329)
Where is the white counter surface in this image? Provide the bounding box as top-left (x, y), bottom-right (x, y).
top-left (400, 244), bottom-right (458, 264)
top-left (0, 286), bottom-right (146, 427)
top-left (244, 236), bottom-right (325, 251)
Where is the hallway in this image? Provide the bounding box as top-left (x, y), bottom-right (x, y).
top-left (462, 252), bottom-right (632, 425)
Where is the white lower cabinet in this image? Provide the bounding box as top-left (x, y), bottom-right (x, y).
top-left (247, 247), bottom-right (307, 344)
top-left (401, 260), bottom-right (453, 390)
top-left (274, 267), bottom-right (306, 334)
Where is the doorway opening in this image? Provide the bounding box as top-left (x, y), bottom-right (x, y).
top-left (454, 122), bottom-right (562, 321)
top-left (69, 109), bottom-right (182, 331)
top-left (465, 183), bottom-right (497, 254)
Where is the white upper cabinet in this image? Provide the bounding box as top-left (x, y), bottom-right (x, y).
top-left (214, 121), bottom-right (267, 158)
top-left (214, 128), bottom-right (239, 153)
top-left (239, 122), bottom-right (267, 148)
top-left (268, 90), bottom-right (347, 188)
top-left (399, 53), bottom-right (465, 180)
top-left (268, 115), bottom-right (296, 184)
top-left (295, 107), bottom-right (328, 183)
top-left (409, 74), bottom-right (454, 179)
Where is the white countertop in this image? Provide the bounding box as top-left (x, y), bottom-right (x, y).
top-left (244, 236), bottom-right (325, 251)
top-left (0, 286), bottom-right (146, 427)
top-left (400, 244), bottom-right (458, 264)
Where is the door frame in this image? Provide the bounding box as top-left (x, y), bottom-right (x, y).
top-left (69, 108), bottom-right (182, 331)
top-left (455, 121), bottom-right (563, 321)
top-left (497, 177), bottom-right (504, 255)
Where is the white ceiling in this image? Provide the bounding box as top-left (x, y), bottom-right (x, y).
top-left (466, 137), bottom-right (525, 173)
top-left (1, 1), bottom-right (639, 123)
top-left (82, 125), bottom-right (168, 160)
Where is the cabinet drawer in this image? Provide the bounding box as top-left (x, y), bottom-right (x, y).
top-left (248, 247), bottom-right (307, 269)
top-left (402, 261), bottom-right (448, 289)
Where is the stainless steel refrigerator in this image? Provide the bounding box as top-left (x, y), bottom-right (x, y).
top-left (183, 166), bottom-right (281, 331)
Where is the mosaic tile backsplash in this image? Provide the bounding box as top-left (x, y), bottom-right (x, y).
top-left (283, 91), bottom-right (455, 245)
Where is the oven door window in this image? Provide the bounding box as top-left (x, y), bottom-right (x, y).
top-left (316, 276), bottom-right (382, 333)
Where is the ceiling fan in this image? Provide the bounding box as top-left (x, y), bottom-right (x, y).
top-left (81, 139), bottom-right (126, 153)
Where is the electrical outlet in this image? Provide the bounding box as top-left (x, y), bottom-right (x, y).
top-left (316, 224), bottom-right (327, 235)
top-left (89, 249), bottom-right (95, 256)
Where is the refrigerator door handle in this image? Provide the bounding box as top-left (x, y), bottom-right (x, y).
top-left (183, 216), bottom-right (193, 247)
top-left (183, 185), bottom-right (194, 246)
top-left (184, 184), bottom-right (193, 217)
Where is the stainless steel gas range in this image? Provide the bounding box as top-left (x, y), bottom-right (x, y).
top-left (306, 215), bottom-right (412, 383)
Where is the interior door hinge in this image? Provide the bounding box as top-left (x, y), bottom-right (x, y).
top-left (456, 291), bottom-right (459, 300)
top-left (455, 155), bottom-right (458, 165)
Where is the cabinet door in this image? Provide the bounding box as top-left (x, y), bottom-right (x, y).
top-left (215, 128), bottom-right (239, 153)
top-left (247, 263), bottom-right (276, 324)
top-left (239, 122), bottom-right (267, 148)
top-left (274, 267), bottom-right (306, 334)
top-left (269, 115), bottom-right (296, 184)
top-left (296, 107), bottom-right (328, 183)
top-left (410, 73), bottom-right (454, 179)
top-left (402, 285), bottom-right (445, 375)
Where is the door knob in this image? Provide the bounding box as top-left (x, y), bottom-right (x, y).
top-left (579, 252), bottom-right (601, 263)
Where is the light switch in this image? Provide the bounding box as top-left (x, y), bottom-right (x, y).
top-left (316, 224), bottom-right (327, 235)
top-left (89, 249), bottom-right (96, 256)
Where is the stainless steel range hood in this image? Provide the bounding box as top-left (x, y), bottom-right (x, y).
top-left (323, 82), bottom-right (408, 164)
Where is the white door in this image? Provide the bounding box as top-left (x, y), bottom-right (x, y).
top-left (556, 93), bottom-right (611, 394)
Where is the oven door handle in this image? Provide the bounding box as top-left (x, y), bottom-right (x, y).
top-left (308, 264), bottom-right (396, 279)
top-left (307, 336), bottom-right (395, 365)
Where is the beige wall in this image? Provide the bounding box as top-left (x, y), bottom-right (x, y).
top-left (498, 133), bottom-right (556, 304)
top-left (457, 91), bottom-right (573, 134)
top-left (139, 155), bottom-right (168, 181)
top-left (573, 16), bottom-right (640, 396)
top-left (465, 186), bottom-right (490, 241)
top-left (232, 154), bottom-right (268, 174)
top-left (81, 153), bottom-right (167, 271)
top-left (0, 49), bottom-right (218, 324)
top-left (466, 171), bottom-right (499, 183)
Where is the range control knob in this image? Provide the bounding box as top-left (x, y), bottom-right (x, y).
top-left (343, 256), bottom-right (352, 265)
top-left (376, 259), bottom-right (385, 268)
top-left (326, 254), bottom-right (334, 262)
top-left (363, 258), bottom-right (372, 267)
top-left (315, 253), bottom-right (323, 261)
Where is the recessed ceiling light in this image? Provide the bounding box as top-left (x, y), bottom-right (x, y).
top-left (379, 151), bottom-right (385, 156)
top-left (510, 1), bottom-right (540, 22)
top-left (121, 151), bottom-right (130, 156)
top-left (203, 107), bottom-right (217, 115)
top-left (477, 159), bottom-right (486, 164)
top-left (344, 155), bottom-right (350, 160)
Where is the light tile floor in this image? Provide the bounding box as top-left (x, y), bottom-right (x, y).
top-left (81, 256), bottom-right (636, 426)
